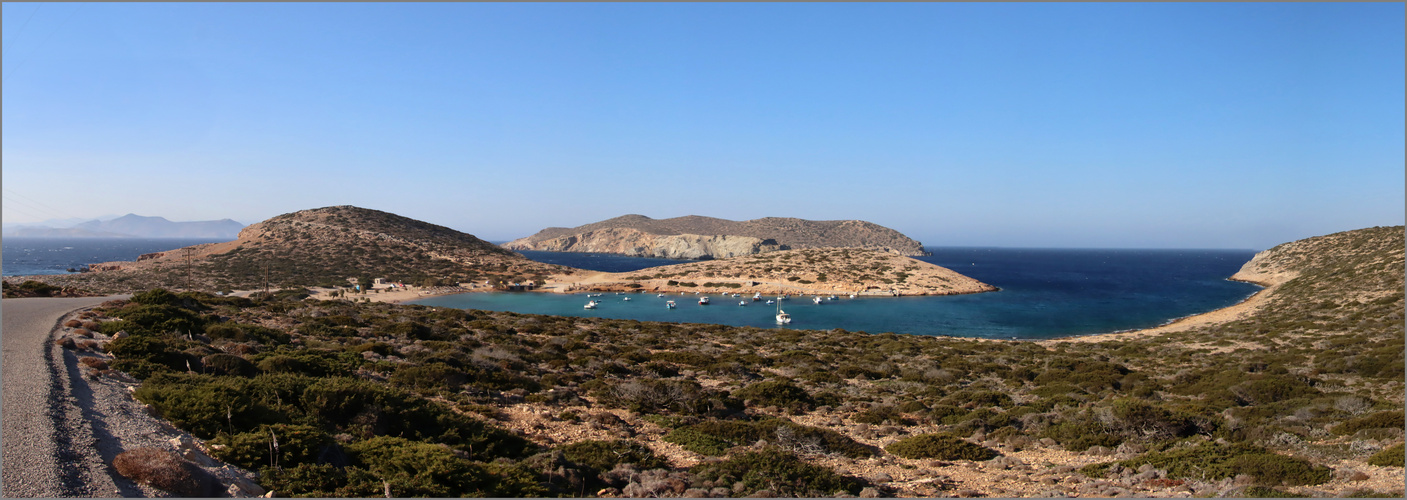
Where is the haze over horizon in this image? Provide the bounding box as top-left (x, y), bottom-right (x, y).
top-left (3, 3), bottom-right (1402, 250)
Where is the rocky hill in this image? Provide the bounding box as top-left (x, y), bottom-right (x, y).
top-left (34, 206), bottom-right (586, 293)
top-left (505, 215), bottom-right (929, 258)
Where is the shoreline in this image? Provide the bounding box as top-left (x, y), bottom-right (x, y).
top-left (1038, 276), bottom-right (1276, 345)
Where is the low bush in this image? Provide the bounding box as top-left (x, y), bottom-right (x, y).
top-left (201, 353), bottom-right (256, 377)
top-left (664, 418), bottom-right (872, 458)
top-left (558, 439), bottom-right (668, 473)
top-left (211, 423), bottom-right (334, 471)
top-left (1119, 442), bottom-right (1331, 486)
top-left (734, 379), bottom-right (816, 412)
top-left (1366, 443), bottom-right (1403, 467)
top-left (690, 447), bottom-right (862, 497)
top-left (886, 434), bottom-right (999, 461)
top-left (1332, 411), bottom-right (1405, 436)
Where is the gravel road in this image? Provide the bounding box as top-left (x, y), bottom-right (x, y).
top-left (3, 296), bottom-right (124, 497)
top-left (3, 296), bottom-right (266, 498)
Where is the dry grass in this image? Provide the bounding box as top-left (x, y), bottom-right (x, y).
top-left (112, 447), bottom-right (217, 497)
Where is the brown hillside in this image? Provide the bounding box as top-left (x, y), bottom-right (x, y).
top-left (42, 206), bottom-right (587, 293)
top-left (506, 214), bottom-right (930, 257)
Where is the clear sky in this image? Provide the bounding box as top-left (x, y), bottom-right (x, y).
top-left (3, 2), bottom-right (1402, 249)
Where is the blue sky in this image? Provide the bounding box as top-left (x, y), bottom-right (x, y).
top-left (3, 2), bottom-right (1402, 249)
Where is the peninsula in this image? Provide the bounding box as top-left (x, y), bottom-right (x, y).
top-left (504, 214), bottom-right (930, 259)
top-left (546, 247), bottom-right (997, 297)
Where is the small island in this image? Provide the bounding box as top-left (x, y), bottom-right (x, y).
top-left (540, 247), bottom-right (997, 297)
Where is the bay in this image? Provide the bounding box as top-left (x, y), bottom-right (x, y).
top-left (411, 248), bottom-right (1262, 340)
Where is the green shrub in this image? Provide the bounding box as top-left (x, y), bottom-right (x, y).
top-left (205, 323), bottom-right (290, 345)
top-left (1040, 419), bottom-right (1123, 452)
top-left (301, 377), bottom-right (533, 460)
top-left (110, 303), bottom-right (205, 335)
top-left (390, 363), bottom-right (467, 391)
top-left (1231, 375), bottom-right (1321, 405)
top-left (886, 434), bottom-right (999, 461)
top-left (107, 335), bottom-right (194, 374)
top-left (1367, 443), bottom-right (1403, 467)
top-left (201, 353), bottom-right (256, 377)
top-left (1332, 411), bottom-right (1405, 436)
top-left (1119, 442), bottom-right (1331, 486)
top-left (345, 436), bottom-right (497, 497)
top-left (734, 380), bottom-right (816, 411)
top-left (690, 447), bottom-right (862, 497)
top-left (211, 424), bottom-right (333, 471)
top-left (558, 439), bottom-right (668, 472)
top-left (134, 373), bottom-right (287, 439)
top-left (664, 418), bottom-right (872, 458)
top-left (259, 463), bottom-right (374, 497)
top-left (664, 426), bottom-right (736, 456)
top-left (111, 359), bottom-right (174, 379)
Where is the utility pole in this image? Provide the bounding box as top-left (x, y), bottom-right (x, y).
top-left (185, 248), bottom-right (192, 291)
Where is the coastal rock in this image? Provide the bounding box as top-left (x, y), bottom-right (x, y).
top-left (505, 214), bottom-right (929, 258)
top-left (524, 228), bottom-right (785, 259)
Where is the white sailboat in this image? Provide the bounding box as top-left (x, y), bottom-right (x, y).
top-left (776, 300), bottom-right (791, 325)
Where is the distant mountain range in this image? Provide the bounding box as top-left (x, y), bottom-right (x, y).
top-left (5, 214), bottom-right (245, 239)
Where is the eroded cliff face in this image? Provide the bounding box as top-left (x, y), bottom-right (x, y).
top-left (505, 215), bottom-right (930, 258)
top-left (518, 228), bottom-right (786, 259)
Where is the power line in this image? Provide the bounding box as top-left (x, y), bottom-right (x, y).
top-left (3, 189), bottom-right (83, 222)
top-left (4, 3), bottom-right (83, 84)
top-left (2, 4), bottom-right (42, 48)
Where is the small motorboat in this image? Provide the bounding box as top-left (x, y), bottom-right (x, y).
top-left (623, 297), bottom-right (631, 301)
top-left (699, 296), bottom-right (710, 305)
top-left (813, 296), bottom-right (823, 305)
top-left (753, 292), bottom-right (762, 301)
top-left (765, 300), bottom-right (775, 305)
top-left (738, 300), bottom-right (747, 306)
top-left (666, 300), bottom-right (676, 309)
top-left (584, 300), bottom-right (599, 310)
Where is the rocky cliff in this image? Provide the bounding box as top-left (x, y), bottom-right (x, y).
top-left (525, 228), bottom-right (785, 259)
top-left (505, 215), bottom-right (928, 258)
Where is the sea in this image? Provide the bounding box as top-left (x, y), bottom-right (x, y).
top-left (1, 239), bottom-right (1262, 341)
top-left (417, 248), bottom-right (1263, 341)
top-left (1, 237), bottom-right (231, 276)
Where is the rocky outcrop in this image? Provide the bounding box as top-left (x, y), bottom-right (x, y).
top-left (525, 228), bottom-right (786, 259)
top-left (506, 215), bottom-right (929, 258)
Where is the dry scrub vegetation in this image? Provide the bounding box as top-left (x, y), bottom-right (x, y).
top-left (53, 226), bottom-right (1405, 497)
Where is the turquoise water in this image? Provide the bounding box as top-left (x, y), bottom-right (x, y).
top-left (412, 248), bottom-right (1263, 340)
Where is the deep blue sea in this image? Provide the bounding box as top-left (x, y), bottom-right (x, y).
top-left (1, 237), bottom-right (230, 276)
top-left (413, 248), bottom-right (1263, 340)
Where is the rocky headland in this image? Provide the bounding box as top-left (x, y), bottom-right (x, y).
top-left (505, 214), bottom-right (930, 259)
